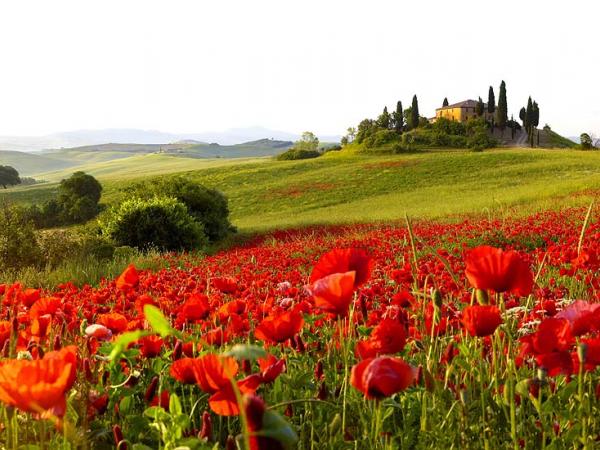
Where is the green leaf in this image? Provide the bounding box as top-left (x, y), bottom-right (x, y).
top-left (224, 344), bottom-right (267, 361)
top-left (109, 330), bottom-right (149, 361)
top-left (119, 396), bottom-right (134, 415)
top-left (144, 406), bottom-right (170, 421)
top-left (169, 393), bottom-right (183, 416)
top-left (257, 410), bottom-right (298, 449)
top-left (144, 305), bottom-right (174, 338)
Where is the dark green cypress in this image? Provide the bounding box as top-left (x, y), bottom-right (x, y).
top-left (411, 95), bottom-right (419, 129)
top-left (442, 97), bottom-right (449, 107)
top-left (496, 80), bottom-right (508, 134)
top-left (394, 101), bottom-right (404, 133)
top-left (476, 97), bottom-right (484, 116)
top-left (487, 86), bottom-right (495, 127)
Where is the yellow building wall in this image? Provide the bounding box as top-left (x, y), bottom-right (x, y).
top-left (436, 107), bottom-right (493, 123)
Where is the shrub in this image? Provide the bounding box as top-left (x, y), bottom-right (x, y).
top-left (0, 206), bottom-right (42, 270)
top-left (99, 197), bottom-right (207, 251)
top-left (126, 177), bottom-right (235, 241)
top-left (432, 118), bottom-right (466, 136)
top-left (276, 149), bottom-right (321, 161)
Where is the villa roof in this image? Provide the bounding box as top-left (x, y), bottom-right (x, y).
top-left (436, 99), bottom-right (480, 110)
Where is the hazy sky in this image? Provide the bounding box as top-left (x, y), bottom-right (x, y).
top-left (0, 0), bottom-right (598, 137)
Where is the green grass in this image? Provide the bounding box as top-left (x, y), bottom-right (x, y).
top-left (2, 148), bottom-right (600, 232)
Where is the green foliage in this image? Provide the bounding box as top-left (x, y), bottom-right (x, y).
top-left (393, 101), bottom-right (404, 133)
top-left (294, 131), bottom-right (319, 152)
top-left (0, 205), bottom-right (42, 271)
top-left (466, 118), bottom-right (496, 150)
top-left (377, 106), bottom-right (391, 129)
top-left (100, 196), bottom-right (207, 251)
top-left (580, 133), bottom-right (594, 150)
top-left (487, 86), bottom-right (495, 114)
top-left (276, 148), bottom-right (321, 160)
top-left (127, 177), bottom-right (234, 242)
top-left (0, 166), bottom-right (21, 189)
top-left (410, 95), bottom-right (419, 130)
top-left (496, 80), bottom-right (508, 130)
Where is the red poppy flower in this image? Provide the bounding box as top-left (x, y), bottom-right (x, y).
top-left (555, 300), bottom-right (600, 336)
top-left (212, 277), bottom-right (238, 294)
top-left (254, 309), bottom-right (304, 343)
top-left (170, 358), bottom-right (197, 384)
top-left (97, 313), bottom-right (128, 334)
top-left (533, 318), bottom-right (573, 354)
top-left (116, 264), bottom-right (139, 291)
top-left (350, 356), bottom-right (416, 399)
top-left (181, 294), bottom-right (211, 322)
top-left (193, 354), bottom-right (260, 416)
top-left (139, 335), bottom-right (164, 358)
top-left (0, 346), bottom-right (77, 417)
top-left (29, 297), bottom-right (61, 319)
top-left (465, 246), bottom-right (534, 296)
top-left (257, 355), bottom-right (286, 383)
top-left (310, 248), bottom-right (372, 287)
top-left (462, 305), bottom-right (503, 337)
top-left (310, 271), bottom-right (356, 316)
top-left (356, 319), bottom-right (407, 359)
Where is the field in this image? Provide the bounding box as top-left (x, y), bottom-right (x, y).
top-left (1, 147), bottom-right (600, 449)
top-left (3, 147), bottom-right (600, 231)
top-left (1, 206), bottom-right (600, 448)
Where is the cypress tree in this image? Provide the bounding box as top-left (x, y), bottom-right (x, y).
top-left (443, 97), bottom-right (449, 107)
top-left (487, 86), bottom-right (495, 127)
top-left (526, 97), bottom-right (533, 135)
top-left (476, 97), bottom-right (484, 116)
top-left (393, 101), bottom-right (404, 133)
top-left (519, 107), bottom-right (526, 127)
top-left (496, 80), bottom-right (508, 135)
top-left (532, 101), bottom-right (539, 129)
top-left (378, 106), bottom-right (391, 129)
top-left (411, 95), bottom-right (419, 129)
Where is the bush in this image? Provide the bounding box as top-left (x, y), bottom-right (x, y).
top-left (276, 149), bottom-right (321, 161)
top-left (126, 177), bottom-right (235, 241)
top-left (0, 206), bottom-right (42, 270)
top-left (99, 197), bottom-right (208, 251)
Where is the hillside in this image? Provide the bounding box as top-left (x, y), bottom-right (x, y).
top-left (0, 150), bottom-right (73, 175)
top-left (4, 148), bottom-right (599, 232)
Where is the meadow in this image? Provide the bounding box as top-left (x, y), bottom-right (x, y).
top-left (3, 147), bottom-right (600, 231)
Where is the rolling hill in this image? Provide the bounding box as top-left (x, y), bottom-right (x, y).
top-left (0, 150), bottom-right (73, 175)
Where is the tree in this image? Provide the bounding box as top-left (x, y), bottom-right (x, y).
top-left (0, 166), bottom-right (21, 189)
top-left (442, 97), bottom-right (449, 107)
top-left (532, 101), bottom-right (540, 129)
top-left (475, 97), bottom-right (484, 116)
top-left (496, 80), bottom-right (508, 134)
top-left (58, 171), bottom-right (103, 223)
top-left (377, 106), bottom-right (391, 129)
top-left (393, 101), bottom-right (404, 133)
top-left (487, 86), bottom-right (496, 127)
top-left (519, 107), bottom-right (526, 127)
top-left (410, 95), bottom-right (419, 130)
top-left (294, 131), bottom-right (319, 152)
top-left (346, 127), bottom-right (356, 142)
top-left (580, 133), bottom-right (594, 149)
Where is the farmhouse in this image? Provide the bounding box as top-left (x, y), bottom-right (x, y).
top-left (430, 99), bottom-right (494, 123)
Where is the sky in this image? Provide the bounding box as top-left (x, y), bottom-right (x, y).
top-left (0, 0), bottom-right (598, 138)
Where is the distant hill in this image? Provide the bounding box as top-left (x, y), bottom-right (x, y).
top-left (0, 150), bottom-right (73, 176)
top-left (0, 127), bottom-right (340, 151)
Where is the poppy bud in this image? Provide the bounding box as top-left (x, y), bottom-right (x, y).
top-left (199, 411), bottom-right (212, 441)
top-left (83, 358), bottom-right (93, 382)
top-left (242, 359), bottom-right (252, 375)
top-left (145, 376), bottom-right (159, 403)
top-left (317, 381), bottom-right (328, 400)
top-left (53, 334), bottom-right (62, 351)
top-left (244, 394), bottom-right (266, 431)
top-left (476, 289), bottom-right (489, 305)
top-left (173, 340), bottom-right (183, 360)
top-left (225, 435), bottom-right (236, 450)
top-left (284, 404), bottom-right (293, 417)
top-left (294, 334), bottom-right (305, 352)
top-left (113, 425), bottom-right (127, 450)
top-left (314, 360), bottom-right (324, 380)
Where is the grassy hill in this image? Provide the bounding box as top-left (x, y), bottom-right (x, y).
top-left (0, 150), bottom-right (73, 176)
top-left (3, 147), bottom-right (599, 232)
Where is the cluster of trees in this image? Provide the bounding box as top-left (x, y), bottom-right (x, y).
top-left (519, 97), bottom-right (540, 147)
top-left (277, 132), bottom-right (322, 160)
top-left (102, 177), bottom-right (235, 251)
top-left (0, 165), bottom-right (21, 189)
top-left (580, 133), bottom-right (599, 150)
top-left (25, 171), bottom-right (103, 228)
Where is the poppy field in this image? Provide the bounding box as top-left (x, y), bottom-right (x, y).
top-left (1, 205), bottom-right (600, 449)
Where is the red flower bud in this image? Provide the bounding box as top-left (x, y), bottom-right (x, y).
top-left (113, 425), bottom-right (127, 449)
top-left (199, 411), bottom-right (212, 441)
top-left (144, 376), bottom-right (159, 403)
